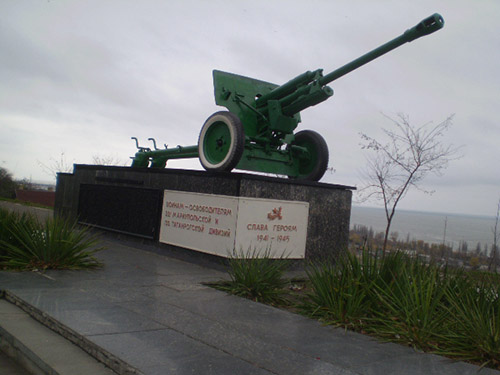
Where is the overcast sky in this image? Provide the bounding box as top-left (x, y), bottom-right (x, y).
top-left (1, 0), bottom-right (499, 216)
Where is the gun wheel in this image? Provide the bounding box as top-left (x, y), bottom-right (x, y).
top-left (198, 111), bottom-right (245, 172)
top-left (292, 130), bottom-right (329, 181)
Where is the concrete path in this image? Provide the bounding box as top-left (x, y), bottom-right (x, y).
top-left (0, 200), bottom-right (53, 221)
top-left (1, 236), bottom-right (498, 375)
top-left (0, 350), bottom-right (29, 375)
top-left (0, 298), bottom-right (114, 375)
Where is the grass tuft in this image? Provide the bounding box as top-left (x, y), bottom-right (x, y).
top-left (366, 259), bottom-right (449, 350)
top-left (0, 207), bottom-right (103, 270)
top-left (438, 273), bottom-right (500, 367)
top-left (303, 251), bottom-right (371, 329)
top-left (0, 208), bottom-right (34, 258)
top-left (214, 249), bottom-right (290, 304)
top-left (300, 249), bottom-right (500, 369)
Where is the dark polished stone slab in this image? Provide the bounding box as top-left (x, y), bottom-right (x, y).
top-left (2, 239), bottom-right (496, 375)
top-left (119, 299), bottom-right (358, 375)
top-left (4, 288), bottom-right (115, 312)
top-left (54, 306), bottom-right (166, 336)
top-left (351, 351), bottom-right (500, 375)
top-left (56, 165), bottom-right (354, 260)
top-left (90, 329), bottom-right (276, 375)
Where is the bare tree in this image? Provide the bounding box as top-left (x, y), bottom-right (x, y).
top-left (38, 152), bottom-right (128, 180)
top-left (91, 154), bottom-right (127, 166)
top-left (38, 152), bottom-right (74, 179)
top-left (489, 197), bottom-right (500, 272)
top-left (359, 113), bottom-right (461, 254)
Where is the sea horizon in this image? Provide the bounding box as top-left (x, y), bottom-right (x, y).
top-left (353, 204), bottom-right (496, 220)
top-left (350, 205), bottom-right (497, 252)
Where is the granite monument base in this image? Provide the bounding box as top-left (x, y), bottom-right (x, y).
top-left (55, 165), bottom-right (354, 261)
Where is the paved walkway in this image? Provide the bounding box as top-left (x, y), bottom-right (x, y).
top-left (1, 235), bottom-right (498, 375)
top-left (0, 200), bottom-right (53, 221)
top-left (0, 350), bottom-right (30, 375)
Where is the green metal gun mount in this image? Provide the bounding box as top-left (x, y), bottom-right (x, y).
top-left (131, 13), bottom-right (444, 181)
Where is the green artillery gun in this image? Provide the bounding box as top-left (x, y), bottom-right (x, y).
top-left (131, 13), bottom-right (444, 181)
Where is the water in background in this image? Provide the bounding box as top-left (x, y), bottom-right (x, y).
top-left (350, 206), bottom-right (497, 252)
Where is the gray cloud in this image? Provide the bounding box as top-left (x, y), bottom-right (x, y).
top-left (1, 0), bottom-right (499, 216)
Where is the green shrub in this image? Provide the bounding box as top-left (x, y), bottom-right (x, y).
top-left (367, 259), bottom-right (449, 350)
top-left (216, 249), bottom-right (290, 304)
top-left (303, 250), bottom-right (410, 328)
top-left (0, 208), bottom-right (103, 270)
top-left (303, 251), bottom-right (372, 329)
top-left (0, 208), bottom-right (36, 258)
top-left (0, 167), bottom-right (18, 199)
top-left (439, 274), bottom-right (500, 368)
top-left (302, 249), bottom-right (500, 369)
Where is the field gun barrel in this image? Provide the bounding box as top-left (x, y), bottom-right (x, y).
top-left (255, 13), bottom-right (444, 111)
top-left (255, 71), bottom-right (318, 107)
top-left (319, 13), bottom-right (444, 86)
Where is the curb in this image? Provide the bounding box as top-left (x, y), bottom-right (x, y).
top-left (0, 292), bottom-right (139, 375)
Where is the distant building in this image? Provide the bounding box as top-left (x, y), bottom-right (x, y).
top-left (15, 188), bottom-right (55, 207)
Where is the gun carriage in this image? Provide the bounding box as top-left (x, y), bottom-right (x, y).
top-left (131, 14), bottom-right (444, 181)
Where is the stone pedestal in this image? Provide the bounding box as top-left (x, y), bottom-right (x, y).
top-left (55, 165), bottom-right (354, 260)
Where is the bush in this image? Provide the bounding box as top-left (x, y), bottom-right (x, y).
top-left (0, 167), bottom-right (18, 199)
top-left (439, 273), bottom-right (500, 368)
top-left (302, 250), bottom-right (409, 329)
top-left (367, 259), bottom-right (449, 350)
top-left (0, 209), bottom-right (35, 258)
top-left (215, 249), bottom-right (290, 304)
top-left (0, 207), bottom-right (103, 270)
top-left (303, 251), bottom-right (372, 329)
top-left (303, 249), bottom-right (500, 369)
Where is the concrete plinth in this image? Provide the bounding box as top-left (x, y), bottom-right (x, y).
top-left (55, 165), bottom-right (354, 260)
